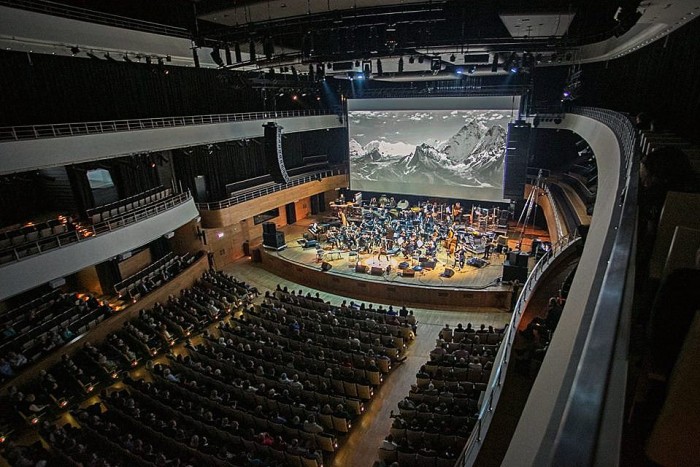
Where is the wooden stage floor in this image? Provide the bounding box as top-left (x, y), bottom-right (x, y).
top-left (255, 218), bottom-right (553, 312)
top-left (275, 222), bottom-right (510, 291)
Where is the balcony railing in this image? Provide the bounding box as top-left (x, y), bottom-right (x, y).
top-left (0, 191), bottom-right (192, 267)
top-left (0, 109), bottom-right (336, 141)
top-left (456, 233), bottom-right (580, 467)
top-left (458, 107), bottom-right (638, 466)
top-left (197, 167), bottom-right (347, 211)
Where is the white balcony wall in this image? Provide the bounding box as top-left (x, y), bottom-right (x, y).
top-left (0, 115), bottom-right (344, 175)
top-left (0, 198), bottom-right (199, 301)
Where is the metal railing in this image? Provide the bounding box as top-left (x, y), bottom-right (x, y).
top-left (0, 191), bottom-right (192, 267)
top-left (456, 106), bottom-right (639, 466)
top-left (0, 109), bottom-right (337, 141)
top-left (547, 107), bottom-right (638, 465)
top-left (196, 167), bottom-right (347, 211)
top-left (457, 233), bottom-right (580, 466)
top-left (0, 0), bottom-right (191, 38)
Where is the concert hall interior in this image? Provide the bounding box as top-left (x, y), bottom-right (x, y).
top-left (0, 2), bottom-right (699, 467)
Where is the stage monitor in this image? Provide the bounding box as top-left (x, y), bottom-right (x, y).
top-left (347, 96), bottom-right (520, 202)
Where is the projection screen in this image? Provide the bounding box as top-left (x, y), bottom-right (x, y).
top-left (347, 96), bottom-right (521, 201)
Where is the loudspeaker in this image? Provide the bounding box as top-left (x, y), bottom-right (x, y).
top-left (503, 121), bottom-right (531, 199)
top-left (262, 222), bottom-right (276, 234)
top-left (401, 269), bottom-right (415, 277)
top-left (321, 261), bottom-right (332, 271)
top-left (421, 260), bottom-right (437, 270)
top-left (508, 251), bottom-right (519, 264)
top-left (263, 122), bottom-right (290, 183)
top-left (371, 266), bottom-right (384, 276)
top-left (516, 253), bottom-right (529, 268)
top-left (263, 231), bottom-right (286, 249)
top-left (398, 261), bottom-right (410, 270)
top-left (502, 262), bottom-right (529, 282)
top-left (355, 264), bottom-right (367, 273)
top-left (442, 268), bottom-right (455, 278)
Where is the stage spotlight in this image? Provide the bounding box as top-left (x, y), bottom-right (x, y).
top-left (510, 66), bottom-right (519, 74)
top-left (409, 56), bottom-right (415, 64)
top-left (450, 53), bottom-right (456, 62)
top-left (398, 56), bottom-right (404, 73)
top-left (327, 62), bottom-right (333, 69)
top-left (70, 46), bottom-right (80, 55)
top-left (354, 60), bottom-right (360, 67)
top-left (418, 56), bottom-right (424, 64)
top-left (455, 67), bottom-right (463, 75)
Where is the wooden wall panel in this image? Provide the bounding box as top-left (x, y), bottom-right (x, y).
top-left (295, 198), bottom-right (311, 223)
top-left (526, 184), bottom-right (562, 243)
top-left (260, 249), bottom-right (511, 311)
top-left (74, 265), bottom-right (103, 296)
top-left (199, 175), bottom-right (347, 228)
top-left (118, 249), bottom-right (152, 280)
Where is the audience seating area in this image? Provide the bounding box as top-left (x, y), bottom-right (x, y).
top-left (86, 186), bottom-right (173, 224)
top-left (377, 324), bottom-right (505, 467)
top-left (1, 291), bottom-right (114, 383)
top-left (2, 272), bottom-right (419, 467)
top-left (114, 252), bottom-right (196, 300)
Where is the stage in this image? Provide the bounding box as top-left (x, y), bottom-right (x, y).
top-left (258, 219), bottom-right (518, 311)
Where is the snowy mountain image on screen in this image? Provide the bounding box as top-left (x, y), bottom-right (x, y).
top-left (349, 118), bottom-right (507, 188)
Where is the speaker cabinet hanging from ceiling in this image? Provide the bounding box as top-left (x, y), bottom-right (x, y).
top-left (263, 122), bottom-right (290, 184)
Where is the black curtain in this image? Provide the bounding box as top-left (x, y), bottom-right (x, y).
top-left (0, 50), bottom-right (266, 126)
top-left (149, 237), bottom-right (171, 260)
top-left (95, 259), bottom-right (122, 294)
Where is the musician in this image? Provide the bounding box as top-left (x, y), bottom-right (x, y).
top-left (483, 242), bottom-right (492, 259)
top-left (377, 244), bottom-right (390, 262)
top-left (453, 246), bottom-right (466, 270)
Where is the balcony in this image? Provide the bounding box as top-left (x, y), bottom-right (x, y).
top-left (0, 110), bottom-right (343, 175)
top-left (0, 191), bottom-right (199, 301)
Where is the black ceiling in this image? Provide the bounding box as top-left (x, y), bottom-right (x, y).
top-left (45, 0), bottom-right (630, 59)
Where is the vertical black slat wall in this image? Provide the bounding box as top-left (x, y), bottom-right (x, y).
top-left (0, 50), bottom-right (264, 126)
top-left (172, 128), bottom-right (347, 202)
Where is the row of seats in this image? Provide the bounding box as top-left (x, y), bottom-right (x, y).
top-left (1, 293), bottom-right (113, 381)
top-left (0, 216), bottom-right (67, 245)
top-left (115, 252), bottom-right (195, 299)
top-left (378, 326), bottom-right (505, 467)
top-left (123, 374), bottom-right (327, 466)
top-left (4, 269), bottom-right (250, 429)
top-left (0, 220), bottom-right (80, 265)
top-left (86, 186), bottom-right (171, 224)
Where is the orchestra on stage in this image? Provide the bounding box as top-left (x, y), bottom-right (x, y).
top-left (306, 194), bottom-right (512, 274)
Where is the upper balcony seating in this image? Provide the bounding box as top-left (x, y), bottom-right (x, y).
top-left (0, 215), bottom-right (81, 265)
top-left (86, 186), bottom-right (172, 224)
